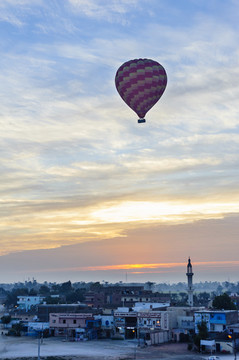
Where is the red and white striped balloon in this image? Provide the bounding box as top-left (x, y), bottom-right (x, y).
top-left (115, 58), bottom-right (167, 123)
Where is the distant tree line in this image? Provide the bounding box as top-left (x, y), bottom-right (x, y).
top-left (1, 279), bottom-right (239, 309)
top-left (0, 280), bottom-right (90, 308)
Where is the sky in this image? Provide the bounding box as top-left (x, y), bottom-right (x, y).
top-left (0, 0), bottom-right (239, 284)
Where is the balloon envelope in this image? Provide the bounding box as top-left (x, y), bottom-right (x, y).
top-left (115, 58), bottom-right (167, 122)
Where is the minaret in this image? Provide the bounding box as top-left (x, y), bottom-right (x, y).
top-left (186, 257), bottom-right (194, 306)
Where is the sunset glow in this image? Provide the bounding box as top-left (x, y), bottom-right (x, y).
top-left (74, 261), bottom-right (239, 272)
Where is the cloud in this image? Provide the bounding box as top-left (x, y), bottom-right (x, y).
top-left (0, 215), bottom-right (239, 282)
top-left (0, 0), bottom-right (44, 27)
top-left (67, 0), bottom-right (139, 23)
top-left (0, 0), bottom-right (239, 283)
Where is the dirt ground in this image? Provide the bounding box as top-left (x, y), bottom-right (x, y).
top-left (0, 336), bottom-right (234, 360)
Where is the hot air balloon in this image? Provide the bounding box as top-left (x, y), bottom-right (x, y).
top-left (115, 58), bottom-right (167, 123)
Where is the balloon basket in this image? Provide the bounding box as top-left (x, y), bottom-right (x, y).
top-left (138, 118), bottom-right (146, 123)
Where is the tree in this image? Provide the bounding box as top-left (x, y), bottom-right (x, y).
top-left (59, 281), bottom-right (72, 294)
top-left (39, 285), bottom-right (50, 295)
top-left (216, 284), bottom-right (223, 295)
top-left (195, 292), bottom-right (210, 307)
top-left (194, 321), bottom-right (209, 350)
top-left (9, 322), bottom-right (24, 336)
top-left (66, 289), bottom-right (85, 303)
top-left (0, 287), bottom-right (7, 295)
top-left (90, 282), bottom-right (103, 291)
top-left (45, 296), bottom-right (62, 304)
top-left (1, 315), bottom-right (11, 326)
top-left (29, 288), bottom-right (37, 296)
top-left (5, 288), bottom-right (29, 307)
top-left (178, 292), bottom-right (188, 306)
top-left (212, 293), bottom-right (237, 310)
top-left (51, 284), bottom-right (60, 294)
top-left (170, 293), bottom-right (179, 305)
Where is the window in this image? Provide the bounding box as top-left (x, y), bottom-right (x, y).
top-left (73, 320), bottom-right (76, 324)
top-left (63, 320), bottom-right (66, 324)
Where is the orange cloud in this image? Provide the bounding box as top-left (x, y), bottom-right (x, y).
top-left (64, 260), bottom-right (239, 272)
top-left (16, 260), bottom-right (239, 276)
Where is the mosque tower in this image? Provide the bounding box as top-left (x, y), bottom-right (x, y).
top-left (186, 257), bottom-right (194, 306)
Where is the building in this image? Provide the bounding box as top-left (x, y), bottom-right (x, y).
top-left (169, 306), bottom-right (204, 342)
top-left (195, 312), bottom-right (239, 354)
top-left (186, 258), bottom-right (194, 307)
top-left (84, 284), bottom-right (170, 309)
top-left (37, 303), bottom-right (91, 322)
top-left (0, 288), bottom-right (7, 305)
top-left (17, 296), bottom-right (44, 312)
top-left (84, 285), bottom-right (145, 308)
top-left (113, 306), bottom-right (178, 343)
top-left (27, 322), bottom-right (49, 337)
top-left (133, 302), bottom-right (170, 312)
top-left (114, 308), bottom-right (138, 339)
top-left (49, 312), bottom-right (95, 339)
top-left (95, 314), bottom-right (114, 338)
top-left (137, 310), bottom-right (170, 344)
top-left (194, 310), bottom-right (238, 333)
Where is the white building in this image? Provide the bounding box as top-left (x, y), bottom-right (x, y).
top-left (133, 302), bottom-right (170, 312)
top-left (17, 296), bottom-right (44, 312)
top-left (137, 310), bottom-right (169, 330)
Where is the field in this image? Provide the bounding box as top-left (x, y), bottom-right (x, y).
top-left (0, 336), bottom-right (234, 360)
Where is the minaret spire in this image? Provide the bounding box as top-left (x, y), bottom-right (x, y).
top-left (186, 257), bottom-right (194, 306)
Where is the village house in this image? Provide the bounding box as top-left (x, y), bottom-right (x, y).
top-left (17, 296), bottom-right (45, 312)
top-left (194, 309), bottom-right (239, 354)
top-left (49, 312), bottom-right (101, 340)
top-left (137, 310), bottom-right (170, 344)
top-left (194, 310), bottom-right (238, 333)
top-left (37, 303), bottom-right (91, 322)
top-left (95, 313), bottom-right (114, 338)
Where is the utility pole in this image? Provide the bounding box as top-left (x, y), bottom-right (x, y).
top-left (228, 331), bottom-right (237, 360)
top-left (37, 331), bottom-right (41, 360)
top-left (233, 331), bottom-right (237, 360)
top-left (37, 324), bottom-right (44, 360)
